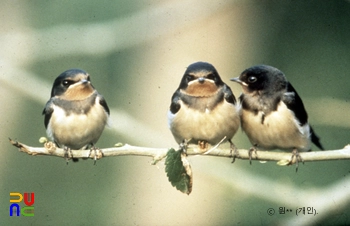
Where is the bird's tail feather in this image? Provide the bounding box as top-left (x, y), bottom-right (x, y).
top-left (310, 126), bottom-right (324, 150)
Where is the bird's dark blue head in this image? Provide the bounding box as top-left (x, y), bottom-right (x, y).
top-left (232, 65), bottom-right (287, 95)
top-left (50, 69), bottom-right (93, 98)
top-left (178, 62), bottom-right (224, 93)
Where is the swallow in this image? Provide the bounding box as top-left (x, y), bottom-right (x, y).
top-left (43, 69), bottom-right (110, 163)
top-left (168, 62), bottom-right (240, 156)
top-left (231, 65), bottom-right (324, 170)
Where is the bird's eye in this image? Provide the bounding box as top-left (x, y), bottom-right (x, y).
top-left (248, 76), bottom-right (257, 83)
top-left (186, 74), bottom-right (195, 82)
top-left (62, 80), bottom-right (74, 87)
top-left (206, 73), bottom-right (215, 81)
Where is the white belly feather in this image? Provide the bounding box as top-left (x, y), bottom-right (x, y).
top-left (241, 101), bottom-right (311, 151)
top-left (168, 100), bottom-right (240, 145)
top-left (47, 98), bottom-right (108, 150)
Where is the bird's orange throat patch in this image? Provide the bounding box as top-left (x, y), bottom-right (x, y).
top-left (63, 83), bottom-right (95, 100)
top-left (183, 81), bottom-right (219, 97)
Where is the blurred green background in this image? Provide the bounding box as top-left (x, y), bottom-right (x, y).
top-left (1, 0), bottom-right (349, 225)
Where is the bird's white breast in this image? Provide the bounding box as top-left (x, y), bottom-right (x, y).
top-left (168, 100), bottom-right (240, 145)
top-left (241, 101), bottom-right (311, 151)
top-left (47, 97), bottom-right (108, 150)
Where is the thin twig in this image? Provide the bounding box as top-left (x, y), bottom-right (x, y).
top-left (203, 136), bottom-right (227, 155)
top-left (9, 138), bottom-right (350, 165)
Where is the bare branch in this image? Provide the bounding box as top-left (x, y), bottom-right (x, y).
top-left (9, 138), bottom-right (350, 165)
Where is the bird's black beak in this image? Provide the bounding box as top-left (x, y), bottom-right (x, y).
top-left (80, 79), bottom-right (89, 85)
top-left (230, 77), bottom-right (247, 86)
top-left (198, 77), bottom-right (205, 84)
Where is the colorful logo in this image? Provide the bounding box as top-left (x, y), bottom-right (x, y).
top-left (9, 192), bottom-right (35, 217)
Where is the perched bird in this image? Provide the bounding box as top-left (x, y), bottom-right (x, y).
top-left (231, 65), bottom-right (323, 170)
top-left (43, 69), bottom-right (110, 162)
top-left (168, 62), bottom-right (240, 155)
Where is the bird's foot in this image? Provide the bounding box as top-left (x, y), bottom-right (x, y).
top-left (64, 147), bottom-right (73, 164)
top-left (89, 146), bottom-right (101, 165)
top-left (249, 146), bottom-right (258, 165)
top-left (198, 140), bottom-right (209, 153)
top-left (229, 140), bottom-right (238, 163)
top-left (180, 139), bottom-right (190, 155)
top-left (290, 149), bottom-right (304, 172)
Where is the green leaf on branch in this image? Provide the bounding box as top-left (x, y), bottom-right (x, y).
top-left (165, 148), bottom-right (193, 195)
